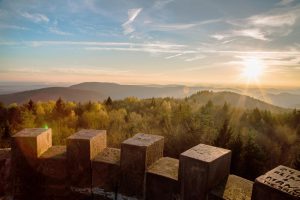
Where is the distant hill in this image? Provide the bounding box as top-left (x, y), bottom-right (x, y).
top-left (0, 87), bottom-right (104, 104)
top-left (263, 93), bottom-right (300, 109)
top-left (188, 91), bottom-right (287, 113)
top-left (0, 82), bottom-right (202, 105)
top-left (0, 82), bottom-right (291, 112)
top-left (69, 82), bottom-right (202, 99)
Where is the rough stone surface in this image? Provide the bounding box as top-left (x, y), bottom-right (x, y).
top-left (209, 175), bottom-right (253, 200)
top-left (0, 148), bottom-right (12, 198)
top-left (12, 128), bottom-right (52, 200)
top-left (252, 165), bottom-right (300, 200)
top-left (67, 129), bottom-right (107, 198)
top-left (92, 147), bottom-right (121, 200)
top-left (120, 133), bottom-right (164, 198)
top-left (38, 145), bottom-right (68, 198)
top-left (146, 157), bottom-right (179, 200)
top-left (179, 144), bottom-right (231, 200)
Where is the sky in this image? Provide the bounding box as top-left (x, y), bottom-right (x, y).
top-left (0, 0), bottom-right (299, 87)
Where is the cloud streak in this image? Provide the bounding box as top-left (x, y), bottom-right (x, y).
top-left (122, 8), bottom-right (142, 34)
top-left (277, 0), bottom-right (295, 6)
top-left (49, 27), bottom-right (72, 35)
top-left (0, 24), bottom-right (29, 30)
top-left (248, 13), bottom-right (297, 27)
top-left (21, 12), bottom-right (49, 23)
top-left (213, 5), bottom-right (300, 41)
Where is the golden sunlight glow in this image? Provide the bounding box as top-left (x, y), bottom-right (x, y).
top-left (241, 57), bottom-right (264, 81)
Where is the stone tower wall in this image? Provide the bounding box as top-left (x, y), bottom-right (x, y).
top-left (1, 128), bottom-right (298, 200)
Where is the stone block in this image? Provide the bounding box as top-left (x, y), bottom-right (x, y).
top-left (208, 175), bottom-right (253, 200)
top-left (13, 128), bottom-right (52, 159)
top-left (179, 144), bottom-right (231, 200)
top-left (120, 133), bottom-right (164, 197)
top-left (12, 128), bottom-right (52, 200)
top-left (146, 157), bottom-right (179, 200)
top-left (252, 165), bottom-right (300, 200)
top-left (92, 147), bottom-right (121, 200)
top-left (66, 129), bottom-right (107, 195)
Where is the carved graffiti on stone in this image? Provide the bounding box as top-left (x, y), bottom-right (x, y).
top-left (262, 166), bottom-right (300, 197)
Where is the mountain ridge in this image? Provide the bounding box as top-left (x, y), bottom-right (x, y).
top-left (0, 82), bottom-right (293, 112)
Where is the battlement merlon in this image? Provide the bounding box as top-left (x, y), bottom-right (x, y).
top-left (12, 128), bottom-right (52, 159)
top-left (179, 143), bottom-right (232, 200)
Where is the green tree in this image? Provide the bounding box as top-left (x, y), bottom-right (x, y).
top-left (229, 132), bottom-right (243, 173)
top-left (241, 133), bottom-right (266, 180)
top-left (214, 118), bottom-right (233, 148)
top-left (105, 96), bottom-right (113, 106)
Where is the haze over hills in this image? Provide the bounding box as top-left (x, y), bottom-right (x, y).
top-left (0, 82), bottom-right (292, 112)
top-left (187, 91), bottom-right (286, 113)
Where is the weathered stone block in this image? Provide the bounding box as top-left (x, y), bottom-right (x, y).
top-left (13, 128), bottom-right (52, 159)
top-left (92, 147), bottom-right (121, 200)
top-left (120, 133), bottom-right (164, 198)
top-left (39, 146), bottom-right (67, 181)
top-left (67, 129), bottom-right (107, 196)
top-left (38, 145), bottom-right (68, 197)
top-left (146, 157), bottom-right (179, 200)
top-left (208, 175), bottom-right (253, 200)
top-left (252, 165), bottom-right (300, 200)
top-left (179, 144), bottom-right (231, 200)
top-left (12, 128), bottom-right (52, 200)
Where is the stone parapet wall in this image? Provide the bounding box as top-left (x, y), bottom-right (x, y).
top-left (0, 128), bottom-right (299, 200)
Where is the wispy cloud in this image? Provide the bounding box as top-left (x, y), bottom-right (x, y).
top-left (18, 40), bottom-right (185, 48)
top-left (233, 29), bottom-right (269, 41)
top-left (21, 12), bottom-right (49, 23)
top-left (213, 6), bottom-right (300, 42)
top-left (212, 29), bottom-right (269, 41)
top-left (148, 19), bottom-right (221, 31)
top-left (277, 0), bottom-right (295, 6)
top-left (153, 0), bottom-right (174, 9)
top-left (153, 23), bottom-right (197, 31)
top-left (185, 55), bottom-right (205, 62)
top-left (165, 53), bottom-right (183, 59)
top-left (248, 13), bottom-right (297, 27)
top-left (49, 27), bottom-right (72, 35)
top-left (0, 24), bottom-right (29, 30)
top-left (122, 8), bottom-right (142, 34)
top-left (85, 47), bottom-right (189, 54)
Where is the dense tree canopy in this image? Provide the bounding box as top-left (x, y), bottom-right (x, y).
top-left (0, 92), bottom-right (299, 181)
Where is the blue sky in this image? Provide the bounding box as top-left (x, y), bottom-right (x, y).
top-left (0, 0), bottom-right (299, 86)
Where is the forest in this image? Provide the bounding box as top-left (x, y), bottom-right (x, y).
top-left (0, 91), bottom-right (299, 181)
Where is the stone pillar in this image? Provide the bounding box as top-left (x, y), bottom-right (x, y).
top-left (208, 175), bottom-right (253, 200)
top-left (92, 147), bottom-right (121, 200)
top-left (66, 129), bottom-right (106, 199)
top-left (251, 165), bottom-right (300, 200)
top-left (179, 144), bottom-right (231, 200)
top-left (120, 133), bottom-right (164, 198)
top-left (38, 145), bottom-right (68, 200)
top-left (12, 128), bottom-right (52, 200)
top-left (146, 157), bottom-right (179, 200)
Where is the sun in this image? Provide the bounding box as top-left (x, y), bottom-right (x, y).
top-left (241, 58), bottom-right (264, 81)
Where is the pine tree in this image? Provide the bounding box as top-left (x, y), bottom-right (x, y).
top-left (241, 133), bottom-right (266, 180)
top-left (105, 96), bottom-right (113, 106)
top-left (214, 118), bottom-right (233, 148)
top-left (27, 99), bottom-right (36, 112)
top-left (229, 132), bottom-right (243, 173)
top-left (2, 121), bottom-right (11, 139)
